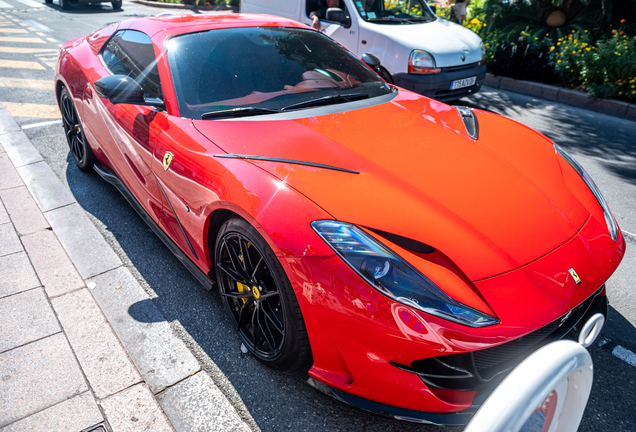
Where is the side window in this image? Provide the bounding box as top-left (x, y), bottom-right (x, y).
top-left (306, 0), bottom-right (348, 21)
top-left (101, 30), bottom-right (162, 100)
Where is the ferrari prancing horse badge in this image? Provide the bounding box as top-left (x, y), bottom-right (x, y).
top-left (163, 151), bottom-right (174, 171)
top-left (568, 268), bottom-right (581, 284)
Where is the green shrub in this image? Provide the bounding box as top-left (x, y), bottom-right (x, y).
top-left (583, 29), bottom-right (636, 101)
top-left (550, 31), bottom-right (595, 84)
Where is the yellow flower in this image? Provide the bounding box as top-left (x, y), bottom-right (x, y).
top-left (550, 46), bottom-right (555, 51)
top-left (557, 60), bottom-right (561, 63)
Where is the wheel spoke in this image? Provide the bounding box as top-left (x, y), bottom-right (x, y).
top-left (251, 256), bottom-right (264, 280)
top-left (257, 306), bottom-right (277, 350)
top-left (224, 239), bottom-right (250, 280)
top-left (216, 262), bottom-right (250, 285)
top-left (251, 303), bottom-right (261, 348)
top-left (239, 237), bottom-right (252, 276)
top-left (259, 290), bottom-right (279, 300)
top-left (261, 304), bottom-right (284, 335)
top-left (220, 291), bottom-right (252, 299)
top-left (236, 299), bottom-right (254, 330)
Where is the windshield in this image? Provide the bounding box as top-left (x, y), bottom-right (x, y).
top-left (166, 27), bottom-right (392, 119)
top-left (354, 0), bottom-right (436, 23)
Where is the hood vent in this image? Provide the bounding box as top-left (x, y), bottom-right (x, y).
top-left (454, 106), bottom-right (479, 140)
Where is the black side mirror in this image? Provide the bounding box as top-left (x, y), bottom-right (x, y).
top-left (325, 8), bottom-right (346, 23)
top-left (94, 75), bottom-right (164, 109)
top-left (362, 53), bottom-right (381, 73)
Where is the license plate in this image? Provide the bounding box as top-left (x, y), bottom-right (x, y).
top-left (450, 76), bottom-right (476, 90)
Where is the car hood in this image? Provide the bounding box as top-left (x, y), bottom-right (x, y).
top-left (193, 92), bottom-right (589, 281)
top-left (367, 18), bottom-right (483, 66)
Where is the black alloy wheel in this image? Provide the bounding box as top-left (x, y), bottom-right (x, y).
top-left (60, 87), bottom-right (96, 172)
top-left (215, 218), bottom-right (311, 370)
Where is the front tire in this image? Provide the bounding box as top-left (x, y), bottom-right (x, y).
top-left (215, 218), bottom-right (311, 370)
top-left (44, 0), bottom-right (52, 4)
top-left (60, 87), bottom-right (96, 172)
top-left (111, 0), bottom-right (122, 9)
top-left (59, 0), bottom-right (70, 10)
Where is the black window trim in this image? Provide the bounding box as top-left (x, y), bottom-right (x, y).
top-left (98, 28), bottom-right (165, 102)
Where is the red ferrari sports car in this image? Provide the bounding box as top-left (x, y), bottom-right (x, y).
top-left (55, 13), bottom-right (625, 425)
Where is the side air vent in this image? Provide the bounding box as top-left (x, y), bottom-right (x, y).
top-left (366, 228), bottom-right (436, 254)
top-left (454, 106), bottom-right (479, 140)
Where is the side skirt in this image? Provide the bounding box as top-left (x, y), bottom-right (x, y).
top-left (94, 162), bottom-right (216, 291)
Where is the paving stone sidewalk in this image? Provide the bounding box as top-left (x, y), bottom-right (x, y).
top-left (0, 102), bottom-right (252, 432)
top-left (0, 141), bottom-right (175, 431)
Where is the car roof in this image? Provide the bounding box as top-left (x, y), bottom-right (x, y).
top-left (120, 13), bottom-right (309, 40)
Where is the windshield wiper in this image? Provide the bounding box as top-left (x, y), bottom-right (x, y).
top-left (281, 93), bottom-right (370, 111)
top-left (201, 107), bottom-right (281, 119)
top-left (367, 17), bottom-right (409, 23)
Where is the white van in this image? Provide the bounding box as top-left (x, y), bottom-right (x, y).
top-left (240, 0), bottom-right (486, 101)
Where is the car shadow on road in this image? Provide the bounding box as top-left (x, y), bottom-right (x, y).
top-left (64, 155), bottom-right (460, 432)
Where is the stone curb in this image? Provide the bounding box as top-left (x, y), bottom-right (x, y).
top-left (484, 73), bottom-right (636, 122)
top-left (0, 104), bottom-right (251, 432)
top-left (133, 0), bottom-right (238, 11)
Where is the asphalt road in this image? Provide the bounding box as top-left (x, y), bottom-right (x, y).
top-left (0, 2), bottom-right (634, 430)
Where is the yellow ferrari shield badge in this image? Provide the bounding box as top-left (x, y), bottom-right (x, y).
top-left (163, 151), bottom-right (174, 171)
top-left (252, 286), bottom-right (261, 299)
top-left (568, 268), bottom-right (581, 284)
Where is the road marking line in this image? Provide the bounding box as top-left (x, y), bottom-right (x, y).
top-left (0, 36), bottom-right (45, 43)
top-left (22, 119), bottom-right (61, 129)
top-left (44, 61), bottom-right (54, 67)
top-left (35, 31), bottom-right (44, 37)
top-left (46, 37), bottom-right (57, 43)
top-left (0, 59), bottom-right (45, 70)
top-left (0, 1), bottom-right (11, 7)
top-left (613, 345), bottom-right (636, 368)
top-left (0, 77), bottom-right (53, 90)
top-left (22, 20), bottom-right (52, 32)
top-left (0, 28), bottom-right (28, 33)
top-left (15, 0), bottom-right (45, 7)
top-left (622, 229), bottom-right (636, 239)
top-left (0, 46), bottom-right (57, 53)
top-left (2, 102), bottom-right (61, 119)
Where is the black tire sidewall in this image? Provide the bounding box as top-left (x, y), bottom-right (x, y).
top-left (60, 87), bottom-right (96, 172)
top-left (215, 218), bottom-right (310, 370)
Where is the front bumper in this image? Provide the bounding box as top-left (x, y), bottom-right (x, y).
top-left (393, 62), bottom-right (487, 101)
top-left (309, 288), bottom-right (608, 425)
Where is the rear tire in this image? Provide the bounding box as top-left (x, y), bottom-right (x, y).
top-left (44, 0), bottom-right (52, 4)
top-left (215, 218), bottom-right (311, 371)
top-left (59, 0), bottom-right (70, 10)
top-left (111, 0), bottom-right (122, 9)
top-left (60, 87), bottom-right (96, 172)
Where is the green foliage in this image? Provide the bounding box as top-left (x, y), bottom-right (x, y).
top-left (486, 32), bottom-right (555, 81)
top-left (550, 30), bottom-right (596, 83)
top-left (480, 0), bottom-right (600, 42)
top-left (584, 29), bottom-right (636, 100)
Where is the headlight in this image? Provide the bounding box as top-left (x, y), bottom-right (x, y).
top-left (555, 144), bottom-right (619, 241)
top-left (478, 41), bottom-right (486, 66)
top-left (408, 50), bottom-right (441, 74)
top-left (312, 221), bottom-right (500, 328)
